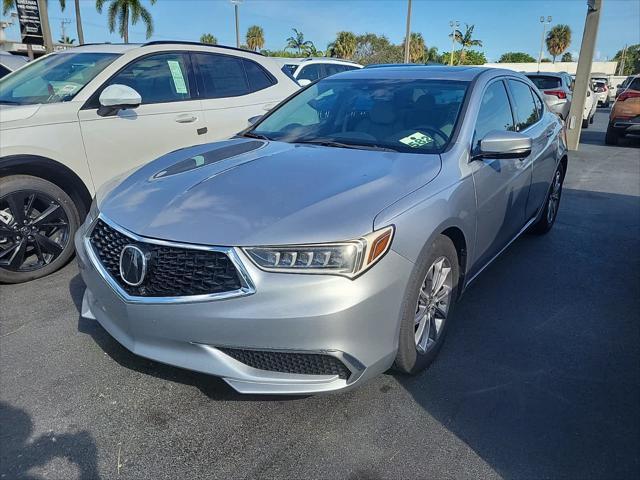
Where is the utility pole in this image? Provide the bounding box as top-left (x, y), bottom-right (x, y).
top-left (537, 15), bottom-right (552, 71)
top-left (449, 20), bottom-right (459, 66)
top-left (618, 43), bottom-right (627, 75)
top-left (230, 0), bottom-right (242, 48)
top-left (566, 0), bottom-right (603, 151)
top-left (60, 18), bottom-right (72, 44)
top-left (403, 0), bottom-right (412, 63)
top-left (38, 0), bottom-right (53, 53)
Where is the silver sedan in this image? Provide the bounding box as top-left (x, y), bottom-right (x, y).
top-left (75, 66), bottom-right (567, 394)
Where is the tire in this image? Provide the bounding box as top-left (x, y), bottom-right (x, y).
top-left (0, 175), bottom-right (80, 284)
top-left (582, 118), bottom-right (589, 129)
top-left (589, 113), bottom-right (595, 124)
top-left (394, 235), bottom-right (459, 375)
top-left (529, 162), bottom-right (565, 235)
top-left (605, 126), bottom-right (619, 145)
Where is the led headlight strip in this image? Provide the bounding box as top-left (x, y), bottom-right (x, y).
top-left (242, 226), bottom-right (394, 278)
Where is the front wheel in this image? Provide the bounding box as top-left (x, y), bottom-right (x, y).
top-left (394, 235), bottom-right (459, 375)
top-left (529, 163), bottom-right (564, 235)
top-left (582, 118), bottom-right (589, 129)
top-left (0, 175), bottom-right (80, 284)
top-left (605, 126), bottom-right (619, 145)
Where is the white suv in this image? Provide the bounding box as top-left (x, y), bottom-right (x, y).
top-left (0, 41), bottom-right (299, 283)
top-left (272, 57), bottom-right (362, 86)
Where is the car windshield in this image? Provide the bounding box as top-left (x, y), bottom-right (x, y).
top-left (249, 78), bottom-right (469, 153)
top-left (0, 52), bottom-right (120, 105)
top-left (527, 75), bottom-right (562, 90)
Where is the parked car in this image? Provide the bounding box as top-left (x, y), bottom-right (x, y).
top-left (606, 74), bottom-right (640, 145)
top-left (271, 57), bottom-right (362, 85)
top-left (0, 51), bottom-right (28, 79)
top-left (0, 42), bottom-right (299, 283)
top-left (75, 66), bottom-right (567, 395)
top-left (524, 72), bottom-right (573, 119)
top-left (615, 75), bottom-right (634, 98)
top-left (591, 79), bottom-right (610, 107)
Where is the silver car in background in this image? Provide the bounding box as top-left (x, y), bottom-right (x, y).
top-left (76, 66), bottom-right (567, 395)
top-left (525, 71), bottom-right (574, 119)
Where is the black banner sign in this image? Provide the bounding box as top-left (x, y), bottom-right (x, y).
top-left (15, 0), bottom-right (44, 46)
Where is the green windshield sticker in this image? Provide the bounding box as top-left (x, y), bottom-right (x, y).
top-left (193, 155), bottom-right (205, 167)
top-left (399, 132), bottom-right (434, 148)
top-left (167, 60), bottom-right (188, 94)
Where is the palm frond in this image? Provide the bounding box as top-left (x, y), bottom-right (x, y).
top-left (139, 5), bottom-right (153, 39)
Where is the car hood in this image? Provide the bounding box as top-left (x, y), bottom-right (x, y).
top-left (0, 103), bottom-right (41, 123)
top-left (99, 139), bottom-right (441, 246)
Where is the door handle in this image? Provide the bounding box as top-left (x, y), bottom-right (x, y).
top-left (546, 129), bottom-right (554, 137)
top-left (175, 114), bottom-right (198, 124)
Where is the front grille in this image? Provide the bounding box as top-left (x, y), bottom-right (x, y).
top-left (219, 347), bottom-right (351, 380)
top-left (89, 220), bottom-right (242, 297)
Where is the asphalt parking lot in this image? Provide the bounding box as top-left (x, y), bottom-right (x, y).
top-left (1, 109), bottom-right (639, 480)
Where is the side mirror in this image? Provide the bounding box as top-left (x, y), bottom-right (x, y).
top-left (247, 115), bottom-right (262, 126)
top-left (473, 130), bottom-right (532, 160)
top-left (297, 79), bottom-right (312, 87)
top-left (98, 84), bottom-right (142, 116)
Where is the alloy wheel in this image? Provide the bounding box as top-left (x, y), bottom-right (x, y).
top-left (0, 190), bottom-right (70, 272)
top-left (414, 256), bottom-right (452, 354)
top-left (547, 170), bottom-right (562, 224)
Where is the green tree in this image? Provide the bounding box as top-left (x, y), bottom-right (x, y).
top-left (613, 44), bottom-right (640, 75)
top-left (452, 23), bottom-right (483, 65)
top-left (95, 0), bottom-right (157, 43)
top-left (352, 33), bottom-right (402, 65)
top-left (246, 25), bottom-right (264, 51)
top-left (441, 49), bottom-right (486, 66)
top-left (498, 51), bottom-right (536, 63)
top-left (328, 31), bottom-right (357, 60)
top-left (561, 52), bottom-right (573, 62)
top-left (200, 33), bottom-right (217, 45)
top-left (545, 24), bottom-right (571, 63)
top-left (285, 28), bottom-right (314, 54)
top-left (425, 46), bottom-right (439, 63)
top-left (403, 32), bottom-right (425, 63)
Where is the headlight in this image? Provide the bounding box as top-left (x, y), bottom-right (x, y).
top-left (243, 226), bottom-right (394, 278)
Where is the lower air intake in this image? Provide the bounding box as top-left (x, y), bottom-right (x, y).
top-left (219, 347), bottom-right (351, 380)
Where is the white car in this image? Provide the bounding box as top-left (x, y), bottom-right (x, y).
top-left (271, 57), bottom-right (362, 86)
top-left (0, 41), bottom-right (299, 283)
top-left (0, 51), bottom-right (28, 79)
top-left (592, 79), bottom-right (610, 107)
top-left (583, 82), bottom-right (597, 128)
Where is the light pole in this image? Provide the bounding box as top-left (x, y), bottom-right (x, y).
top-left (230, 0), bottom-right (243, 48)
top-left (449, 20), bottom-right (459, 66)
top-left (403, 0), bottom-right (412, 63)
top-left (537, 15), bottom-right (552, 71)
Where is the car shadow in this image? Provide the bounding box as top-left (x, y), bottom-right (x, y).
top-left (69, 274), bottom-right (306, 403)
top-left (0, 401), bottom-right (100, 479)
top-left (397, 188), bottom-right (640, 478)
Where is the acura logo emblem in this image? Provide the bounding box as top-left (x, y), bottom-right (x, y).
top-left (119, 245), bottom-right (147, 286)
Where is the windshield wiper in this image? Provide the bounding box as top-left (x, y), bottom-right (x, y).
top-left (239, 131), bottom-right (271, 140)
top-left (295, 139), bottom-right (399, 152)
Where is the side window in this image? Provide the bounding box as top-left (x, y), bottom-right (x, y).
top-left (0, 64), bottom-right (11, 79)
top-left (242, 59), bottom-right (276, 92)
top-left (194, 53), bottom-right (250, 99)
top-left (324, 64), bottom-right (344, 77)
top-left (508, 79), bottom-right (539, 131)
top-left (474, 80), bottom-right (515, 146)
top-left (297, 64), bottom-right (323, 82)
top-left (106, 53), bottom-right (192, 105)
top-left (531, 88), bottom-right (544, 118)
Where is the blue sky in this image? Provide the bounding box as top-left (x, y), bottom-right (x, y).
top-left (3, 0), bottom-right (639, 61)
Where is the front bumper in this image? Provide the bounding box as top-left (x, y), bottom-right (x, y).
top-left (75, 219), bottom-right (413, 394)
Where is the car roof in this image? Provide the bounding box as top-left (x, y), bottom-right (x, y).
top-left (0, 51), bottom-right (29, 70)
top-left (269, 57), bottom-right (360, 66)
top-left (328, 65), bottom-right (492, 81)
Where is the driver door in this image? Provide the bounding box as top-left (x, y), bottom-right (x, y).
top-left (77, 52), bottom-right (205, 189)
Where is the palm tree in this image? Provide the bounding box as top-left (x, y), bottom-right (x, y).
top-left (58, 35), bottom-right (75, 44)
top-left (546, 24), bottom-right (572, 63)
top-left (285, 28), bottom-right (313, 54)
top-left (329, 31), bottom-right (357, 60)
top-left (95, 0), bottom-right (157, 43)
top-left (425, 46), bottom-right (439, 62)
top-left (403, 32), bottom-right (425, 63)
top-left (200, 33), bottom-right (217, 45)
top-left (452, 23), bottom-right (483, 65)
top-left (246, 25), bottom-right (264, 52)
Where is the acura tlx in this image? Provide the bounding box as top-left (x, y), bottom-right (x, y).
top-left (76, 66), bottom-right (567, 394)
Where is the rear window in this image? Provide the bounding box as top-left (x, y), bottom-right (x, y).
top-left (527, 75), bottom-right (562, 90)
top-left (629, 77), bottom-right (640, 91)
